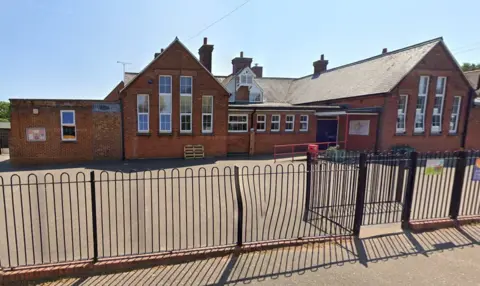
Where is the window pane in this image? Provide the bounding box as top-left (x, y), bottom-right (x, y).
top-left (419, 76), bottom-right (429, 94)
top-left (160, 114), bottom-right (171, 131)
top-left (180, 77), bottom-right (192, 94)
top-left (62, 126), bottom-right (76, 139)
top-left (159, 95), bottom-right (172, 113)
top-left (138, 95), bottom-right (148, 113)
top-left (436, 77), bottom-right (446, 94)
top-left (62, 112), bottom-right (74, 124)
top-left (159, 76), bottom-right (171, 94)
top-left (181, 115), bottom-right (191, 131)
top-left (180, 96), bottom-right (192, 113)
top-left (138, 114), bottom-right (148, 131)
top-left (203, 115), bottom-right (212, 131)
top-left (202, 96), bottom-right (213, 113)
top-left (433, 96), bottom-right (443, 112)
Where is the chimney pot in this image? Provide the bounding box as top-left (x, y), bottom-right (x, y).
top-left (231, 52), bottom-right (252, 74)
top-left (161, 48), bottom-right (164, 52)
top-left (321, 54), bottom-right (324, 60)
top-left (203, 37), bottom-right (207, 45)
top-left (382, 48), bottom-right (388, 54)
top-left (240, 51), bottom-right (244, 58)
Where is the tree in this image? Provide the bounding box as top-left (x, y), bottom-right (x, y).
top-left (0, 102), bottom-right (10, 122)
top-left (461, 62), bottom-right (480, 72)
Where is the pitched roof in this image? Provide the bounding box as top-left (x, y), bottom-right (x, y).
top-left (464, 70), bottom-right (480, 96)
top-left (120, 38), bottom-right (229, 94)
top-left (288, 38), bottom-right (442, 104)
top-left (255, 78), bottom-right (295, 103)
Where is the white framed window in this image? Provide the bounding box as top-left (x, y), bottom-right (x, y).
top-left (180, 76), bottom-right (192, 133)
top-left (202, 96), bottom-right (213, 133)
top-left (256, 114), bottom-right (266, 131)
top-left (60, 110), bottom-right (76, 141)
top-left (228, 114), bottom-right (248, 132)
top-left (159, 75), bottom-right (172, 133)
top-left (137, 94), bottom-right (149, 133)
top-left (396, 95), bottom-right (408, 133)
top-left (431, 77), bottom-right (447, 133)
top-left (285, 115), bottom-right (295, 132)
top-left (414, 76), bottom-right (429, 133)
top-left (250, 93), bottom-right (262, 102)
top-left (271, 114), bottom-right (280, 132)
top-left (300, 115), bottom-right (309, 131)
top-left (238, 74), bottom-right (253, 85)
top-left (449, 96), bottom-right (462, 134)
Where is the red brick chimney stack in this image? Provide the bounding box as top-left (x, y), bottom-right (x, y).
top-left (313, 54), bottom-right (329, 74)
top-left (199, 37), bottom-right (214, 72)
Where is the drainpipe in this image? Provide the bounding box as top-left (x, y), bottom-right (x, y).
top-left (460, 88), bottom-right (475, 149)
top-left (120, 96), bottom-right (126, 160)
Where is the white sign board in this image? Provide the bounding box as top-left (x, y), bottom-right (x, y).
top-left (349, 120), bottom-right (370, 136)
top-left (26, 128), bottom-right (46, 142)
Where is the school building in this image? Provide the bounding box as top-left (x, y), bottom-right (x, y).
top-left (8, 37), bottom-right (479, 164)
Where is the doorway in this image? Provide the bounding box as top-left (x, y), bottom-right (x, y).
top-left (316, 119), bottom-right (338, 150)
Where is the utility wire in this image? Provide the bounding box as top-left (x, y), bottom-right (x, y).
top-left (187, 0), bottom-right (252, 41)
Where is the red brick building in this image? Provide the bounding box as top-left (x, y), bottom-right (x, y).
top-left (8, 37), bottom-right (478, 164)
top-left (9, 100), bottom-right (122, 164)
top-left (465, 69), bottom-right (480, 149)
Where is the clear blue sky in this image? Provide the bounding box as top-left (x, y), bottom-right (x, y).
top-left (1, 0), bottom-right (479, 101)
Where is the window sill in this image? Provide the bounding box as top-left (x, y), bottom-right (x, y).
top-left (256, 130), bottom-right (266, 133)
top-left (137, 132), bottom-right (151, 136)
top-left (413, 132), bottom-right (425, 136)
top-left (447, 132), bottom-right (458, 136)
top-left (201, 132), bottom-right (215, 136)
top-left (299, 130), bottom-right (309, 133)
top-left (430, 132), bottom-right (442, 136)
top-left (61, 140), bottom-right (77, 143)
top-left (395, 131), bottom-right (406, 136)
top-left (228, 131), bottom-right (249, 134)
top-left (179, 132), bottom-right (193, 136)
top-left (158, 132), bottom-right (173, 136)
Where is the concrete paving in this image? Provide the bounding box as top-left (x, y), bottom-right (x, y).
top-left (34, 224), bottom-right (480, 285)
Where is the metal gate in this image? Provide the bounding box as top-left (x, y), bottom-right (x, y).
top-left (362, 153), bottom-right (410, 225)
top-left (305, 153), bottom-right (359, 236)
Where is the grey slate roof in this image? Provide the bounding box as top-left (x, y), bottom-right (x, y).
top-left (255, 78), bottom-right (295, 103)
top-left (0, 122), bottom-right (10, 129)
top-left (288, 38), bottom-right (441, 104)
top-left (464, 70), bottom-right (480, 97)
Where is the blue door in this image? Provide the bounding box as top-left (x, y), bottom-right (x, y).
top-left (316, 119), bottom-right (338, 150)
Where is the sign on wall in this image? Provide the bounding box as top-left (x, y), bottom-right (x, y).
top-left (349, 120), bottom-right (370, 136)
top-left (425, 159), bottom-right (444, 175)
top-left (26, 128), bottom-right (46, 142)
top-left (472, 158), bottom-right (480, 181)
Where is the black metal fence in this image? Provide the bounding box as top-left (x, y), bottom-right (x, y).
top-left (1, 150), bottom-right (480, 269)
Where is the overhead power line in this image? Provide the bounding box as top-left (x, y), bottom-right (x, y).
top-left (187, 0), bottom-right (252, 41)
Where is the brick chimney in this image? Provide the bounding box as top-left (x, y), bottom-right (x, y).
top-left (382, 48), bottom-right (388, 54)
top-left (232, 51), bottom-right (253, 74)
top-left (252, 63), bottom-right (263, 78)
top-left (199, 37), bottom-right (214, 72)
top-left (313, 54), bottom-right (328, 74)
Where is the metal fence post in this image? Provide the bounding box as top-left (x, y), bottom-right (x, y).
top-left (234, 166), bottom-right (244, 247)
top-left (303, 152), bottom-right (312, 222)
top-left (90, 171), bottom-right (99, 263)
top-left (353, 153), bottom-right (367, 236)
top-left (449, 151), bottom-right (467, 220)
top-left (395, 158), bottom-right (406, 203)
top-left (401, 152), bottom-right (418, 229)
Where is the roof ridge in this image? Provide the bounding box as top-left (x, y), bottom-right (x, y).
top-left (293, 37), bottom-right (443, 82)
top-left (463, 69), bottom-right (480, 73)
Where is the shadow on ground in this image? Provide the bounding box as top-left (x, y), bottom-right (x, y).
top-left (35, 224), bottom-right (480, 286)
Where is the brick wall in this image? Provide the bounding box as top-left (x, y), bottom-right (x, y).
top-left (337, 114), bottom-right (378, 151)
top-left (121, 41), bottom-right (230, 159)
top-left (10, 100), bottom-right (122, 165)
top-left (104, 81), bottom-right (124, 102)
top-left (466, 106), bottom-right (480, 149)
